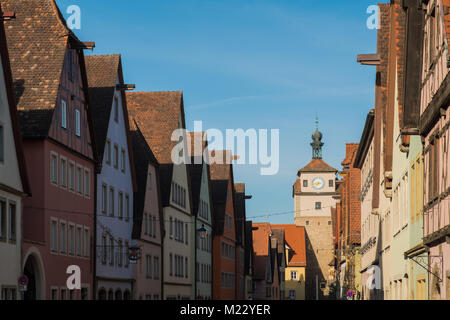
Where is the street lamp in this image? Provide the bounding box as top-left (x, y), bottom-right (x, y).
top-left (198, 224), bottom-right (208, 239)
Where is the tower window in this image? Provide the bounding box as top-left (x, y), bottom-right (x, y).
top-left (329, 180), bottom-right (334, 187)
top-left (303, 180), bottom-right (308, 187)
top-left (315, 202), bottom-right (322, 210)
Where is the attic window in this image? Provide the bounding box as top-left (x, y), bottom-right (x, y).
top-left (0, 124), bottom-right (3, 162)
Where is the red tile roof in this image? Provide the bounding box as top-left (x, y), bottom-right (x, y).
top-left (126, 91), bottom-right (186, 207)
top-left (271, 224), bottom-right (306, 267)
top-left (0, 0), bottom-right (80, 138)
top-left (0, 4), bottom-right (31, 195)
top-left (298, 158), bottom-right (337, 175)
top-left (292, 178), bottom-right (302, 197)
top-left (252, 223), bottom-right (272, 279)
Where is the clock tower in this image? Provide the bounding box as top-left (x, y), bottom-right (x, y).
top-left (293, 120), bottom-right (337, 299)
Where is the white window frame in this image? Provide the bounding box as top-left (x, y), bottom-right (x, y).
top-left (50, 152), bottom-right (58, 185)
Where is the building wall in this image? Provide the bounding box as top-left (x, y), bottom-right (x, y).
top-left (284, 267), bottom-right (306, 300)
top-left (391, 73), bottom-right (410, 300)
top-left (96, 75), bottom-right (134, 298)
top-left (213, 178), bottom-right (236, 300)
top-left (133, 164), bottom-right (162, 300)
top-left (22, 139), bottom-right (95, 300)
top-left (195, 162), bottom-right (213, 300)
top-left (0, 57), bottom-right (25, 300)
top-left (163, 162), bottom-right (192, 300)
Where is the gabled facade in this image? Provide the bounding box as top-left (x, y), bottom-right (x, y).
top-left (85, 54), bottom-right (136, 300)
top-left (419, 0), bottom-right (450, 300)
top-left (1, 0), bottom-right (98, 300)
top-left (187, 132), bottom-right (213, 300)
top-left (272, 225), bottom-right (306, 300)
top-left (251, 223), bottom-right (281, 300)
top-left (234, 183), bottom-right (251, 300)
top-left (130, 121), bottom-right (164, 300)
top-left (354, 110), bottom-right (380, 300)
top-left (210, 151), bottom-right (237, 300)
top-left (244, 221), bottom-right (254, 299)
top-left (0, 5), bottom-right (31, 300)
top-left (127, 91), bottom-right (193, 300)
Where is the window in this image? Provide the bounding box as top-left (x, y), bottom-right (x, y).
top-left (68, 224), bottom-right (75, 255)
top-left (118, 239), bottom-right (123, 267)
top-left (154, 256), bottom-right (159, 280)
top-left (121, 148), bottom-right (126, 172)
top-left (101, 235), bottom-right (107, 264)
top-left (291, 271), bottom-right (298, 280)
top-left (84, 228), bottom-right (90, 257)
top-left (60, 289), bottom-right (66, 300)
top-left (185, 257), bottom-right (188, 279)
top-left (146, 255), bottom-right (152, 279)
top-left (76, 226), bottom-right (82, 256)
top-left (0, 200), bottom-right (5, 240)
top-left (328, 220), bottom-right (332, 226)
top-left (50, 220), bottom-right (58, 252)
top-left (329, 180), bottom-right (334, 187)
top-left (118, 192), bottom-right (123, 219)
top-left (114, 96), bottom-right (119, 122)
top-left (69, 162), bottom-right (75, 191)
top-left (109, 237), bottom-right (114, 265)
top-left (303, 180), bottom-right (308, 187)
top-left (152, 216), bottom-right (156, 238)
top-left (105, 140), bottom-right (111, 165)
top-left (125, 241), bottom-right (129, 268)
top-left (109, 188), bottom-right (115, 216)
top-left (169, 253), bottom-right (173, 276)
top-left (148, 173), bottom-right (152, 190)
top-left (289, 290), bottom-right (296, 300)
top-left (60, 157), bottom-right (67, 187)
top-left (315, 202), bottom-right (322, 210)
top-left (81, 288), bottom-right (88, 300)
top-left (306, 221), bottom-right (310, 226)
top-left (75, 109), bottom-right (80, 137)
top-left (185, 224), bottom-right (188, 244)
top-left (125, 194), bottom-right (130, 221)
top-left (51, 288), bottom-right (58, 300)
top-left (61, 100), bottom-right (67, 129)
top-left (8, 202), bottom-right (16, 241)
top-left (84, 169), bottom-right (90, 197)
top-left (169, 217), bottom-right (173, 238)
top-left (60, 222), bottom-right (67, 254)
top-left (114, 144), bottom-right (119, 169)
top-left (0, 125), bottom-right (3, 162)
top-left (50, 153), bottom-right (58, 184)
top-left (76, 166), bottom-right (83, 194)
top-left (102, 184), bottom-right (107, 214)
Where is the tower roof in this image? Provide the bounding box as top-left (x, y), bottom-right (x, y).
top-left (298, 158), bottom-right (337, 175)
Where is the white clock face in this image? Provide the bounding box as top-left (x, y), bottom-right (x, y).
top-left (312, 177), bottom-right (325, 190)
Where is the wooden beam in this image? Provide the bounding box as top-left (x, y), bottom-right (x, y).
top-left (116, 84), bottom-right (135, 91)
top-left (0, 11), bottom-right (15, 20)
top-left (357, 54), bottom-right (381, 65)
top-left (73, 41), bottom-right (95, 50)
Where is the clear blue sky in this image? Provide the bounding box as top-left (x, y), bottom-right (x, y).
top-left (57, 0), bottom-right (379, 224)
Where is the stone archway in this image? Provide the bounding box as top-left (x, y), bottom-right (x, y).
top-left (22, 250), bottom-right (44, 300)
top-left (115, 289), bottom-right (123, 300)
top-left (98, 288), bottom-right (107, 300)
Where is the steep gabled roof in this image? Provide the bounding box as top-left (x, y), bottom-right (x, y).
top-left (86, 54), bottom-right (137, 191)
top-left (130, 120), bottom-right (162, 240)
top-left (210, 150), bottom-right (235, 235)
top-left (252, 223), bottom-right (272, 280)
top-left (298, 158), bottom-right (337, 175)
top-left (271, 224), bottom-right (306, 267)
top-left (0, 4), bottom-right (30, 195)
top-left (0, 0), bottom-right (84, 138)
top-left (85, 54), bottom-right (120, 163)
top-left (234, 183), bottom-right (246, 245)
top-left (292, 178), bottom-right (302, 197)
top-left (126, 91), bottom-right (186, 207)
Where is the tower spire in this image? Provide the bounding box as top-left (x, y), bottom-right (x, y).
top-left (311, 116), bottom-right (324, 159)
